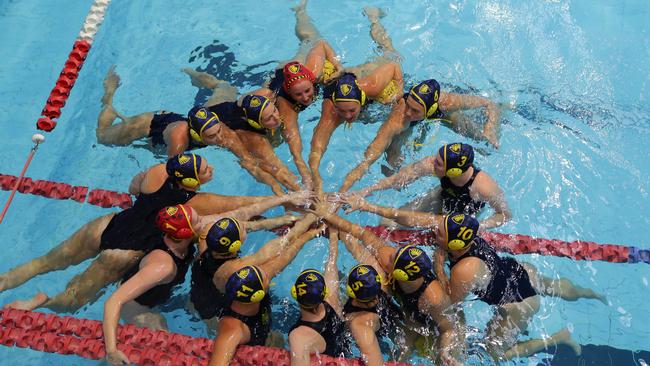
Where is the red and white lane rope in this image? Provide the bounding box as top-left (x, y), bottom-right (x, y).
top-left (0, 308), bottom-right (412, 366)
top-left (2, 171), bottom-right (648, 265)
top-left (37, 0), bottom-right (111, 132)
top-left (3, 1), bottom-right (112, 223)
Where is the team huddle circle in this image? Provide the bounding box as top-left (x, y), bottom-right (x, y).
top-left (2, 2), bottom-right (614, 366)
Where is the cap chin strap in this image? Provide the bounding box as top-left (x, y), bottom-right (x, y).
top-left (391, 246), bottom-right (412, 282)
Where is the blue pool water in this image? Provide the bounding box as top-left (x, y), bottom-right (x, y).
top-left (1, 0), bottom-right (649, 364)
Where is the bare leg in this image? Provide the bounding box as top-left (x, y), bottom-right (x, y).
top-left (363, 7), bottom-right (397, 54)
top-left (205, 84), bottom-right (238, 107)
top-left (504, 327), bottom-right (581, 360)
top-left (96, 68), bottom-right (152, 145)
top-left (347, 7), bottom-right (399, 78)
top-left (181, 68), bottom-right (239, 107)
top-left (122, 300), bottom-right (168, 331)
top-left (522, 263), bottom-right (607, 304)
top-left (485, 296), bottom-right (540, 361)
top-left (42, 249), bottom-right (142, 313)
top-left (182, 67), bottom-right (222, 89)
top-left (0, 214), bottom-right (114, 293)
top-left (293, 0), bottom-right (321, 44)
top-left (4, 293), bottom-right (49, 310)
top-left (287, 0), bottom-right (323, 64)
top-left (277, 0), bottom-right (323, 68)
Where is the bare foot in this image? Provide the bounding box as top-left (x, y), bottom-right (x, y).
top-left (4, 293), bottom-right (49, 311)
top-left (363, 6), bottom-right (386, 22)
top-left (291, 0), bottom-right (307, 13)
top-left (181, 67), bottom-right (221, 89)
top-left (97, 105), bottom-right (121, 130)
top-left (101, 66), bottom-right (121, 106)
top-left (0, 275), bottom-right (8, 292)
top-left (577, 286), bottom-right (608, 305)
top-left (585, 289), bottom-right (608, 305)
top-left (555, 328), bottom-right (582, 356)
top-left (205, 83), bottom-right (239, 106)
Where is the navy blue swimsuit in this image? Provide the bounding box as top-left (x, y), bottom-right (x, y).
top-left (100, 177), bottom-right (195, 252)
top-left (393, 270), bottom-right (438, 327)
top-left (190, 251), bottom-right (235, 319)
top-left (148, 112), bottom-right (206, 150)
top-left (449, 237), bottom-right (537, 306)
top-left (222, 295), bottom-right (272, 346)
top-left (343, 291), bottom-right (404, 339)
top-left (290, 302), bottom-right (350, 357)
top-left (440, 167), bottom-right (486, 216)
top-left (121, 237), bottom-right (196, 308)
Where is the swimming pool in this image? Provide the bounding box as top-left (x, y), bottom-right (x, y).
top-left (0, 0), bottom-right (649, 364)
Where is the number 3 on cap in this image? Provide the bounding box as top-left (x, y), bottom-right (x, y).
top-left (458, 156), bottom-right (467, 167)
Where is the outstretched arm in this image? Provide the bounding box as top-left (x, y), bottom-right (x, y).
top-left (320, 213), bottom-right (389, 256)
top-left (217, 126), bottom-right (285, 195)
top-left (339, 100), bottom-right (407, 192)
top-left (235, 214), bottom-right (317, 269)
top-left (339, 231), bottom-right (390, 294)
top-left (308, 101), bottom-right (340, 194)
top-left (261, 224), bottom-right (325, 279)
top-left (187, 193), bottom-right (273, 216)
top-left (440, 92), bottom-right (500, 148)
top-left (346, 197), bottom-right (441, 228)
top-left (356, 156), bottom-right (436, 197)
top-left (214, 214), bottom-right (318, 292)
top-left (324, 229), bottom-right (343, 315)
top-left (200, 191), bottom-right (309, 225)
top-left (242, 215), bottom-right (300, 232)
top-left (278, 99), bottom-right (313, 189)
top-left (237, 130), bottom-right (302, 192)
top-left (339, 231), bottom-right (378, 265)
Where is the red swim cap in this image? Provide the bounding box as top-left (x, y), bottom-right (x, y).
top-left (282, 61), bottom-right (315, 93)
top-left (155, 204), bottom-right (196, 240)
